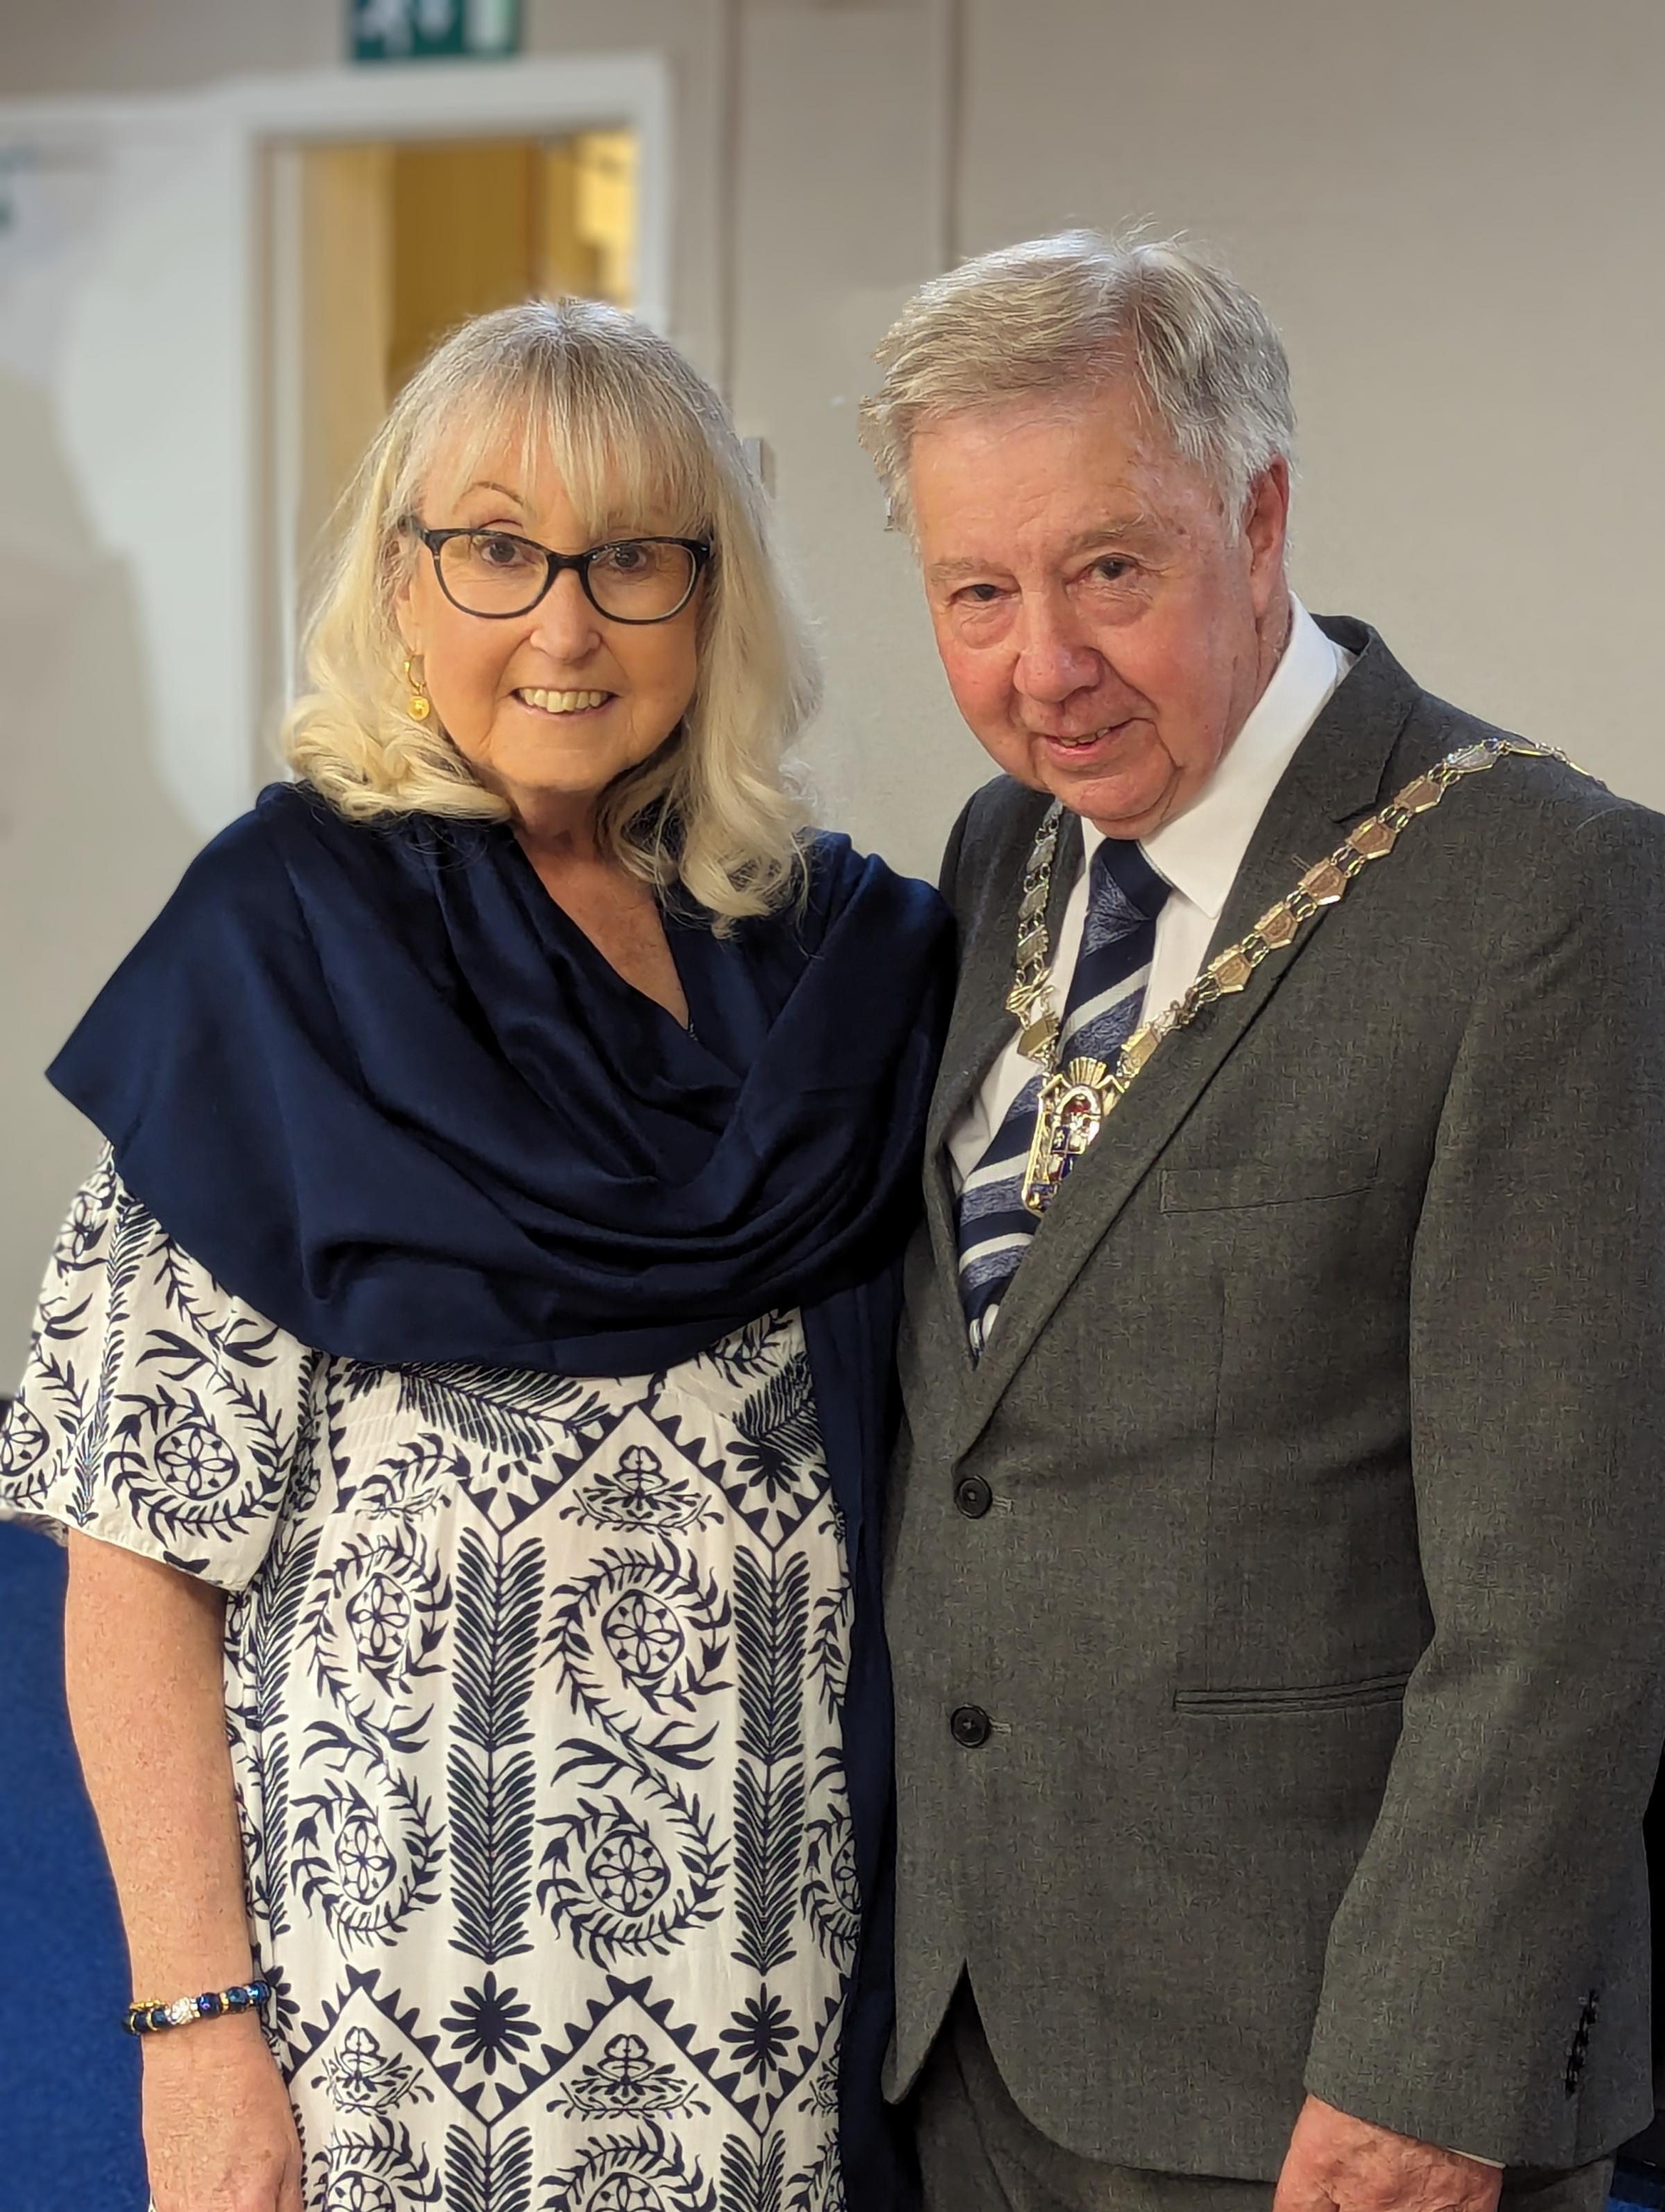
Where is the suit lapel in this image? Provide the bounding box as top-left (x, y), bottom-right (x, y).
top-left (947, 619), bottom-right (1421, 1450)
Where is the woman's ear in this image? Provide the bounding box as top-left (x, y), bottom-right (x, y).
top-left (393, 575), bottom-right (421, 657)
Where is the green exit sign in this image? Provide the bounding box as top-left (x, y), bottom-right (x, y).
top-left (352, 0), bottom-right (522, 61)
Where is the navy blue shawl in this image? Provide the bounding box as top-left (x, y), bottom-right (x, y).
top-left (50, 782), bottom-right (951, 1377)
top-left (49, 780), bottom-right (951, 2209)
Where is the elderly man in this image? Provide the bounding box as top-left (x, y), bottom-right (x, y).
top-left (860, 230), bottom-right (1665, 2212)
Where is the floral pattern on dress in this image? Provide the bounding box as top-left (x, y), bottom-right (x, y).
top-left (1, 1155), bottom-right (855, 2211)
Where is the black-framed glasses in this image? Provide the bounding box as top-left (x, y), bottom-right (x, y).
top-left (407, 521), bottom-right (712, 624)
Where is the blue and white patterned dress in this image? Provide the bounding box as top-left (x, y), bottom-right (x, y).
top-left (1, 1149), bottom-right (857, 2212)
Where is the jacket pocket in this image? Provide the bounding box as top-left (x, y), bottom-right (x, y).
top-left (1159, 1148), bottom-right (1381, 1214)
top-left (1172, 1668), bottom-right (1412, 1715)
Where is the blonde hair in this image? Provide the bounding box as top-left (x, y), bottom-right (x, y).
top-left (283, 298), bottom-right (819, 923)
top-left (860, 228), bottom-right (1295, 536)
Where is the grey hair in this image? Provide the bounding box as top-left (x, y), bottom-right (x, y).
top-left (859, 228), bottom-right (1295, 535)
top-left (284, 297), bottom-right (819, 925)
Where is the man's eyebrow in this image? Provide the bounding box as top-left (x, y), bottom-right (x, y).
top-left (926, 555), bottom-right (1007, 586)
top-left (926, 516), bottom-right (1170, 586)
top-left (1059, 514), bottom-right (1168, 557)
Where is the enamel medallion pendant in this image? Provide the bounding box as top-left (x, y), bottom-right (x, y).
top-left (1021, 1057), bottom-right (1113, 1214)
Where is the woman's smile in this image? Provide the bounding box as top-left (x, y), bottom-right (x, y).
top-left (512, 686), bottom-right (616, 718)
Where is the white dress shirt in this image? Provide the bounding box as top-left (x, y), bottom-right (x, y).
top-left (948, 600), bottom-right (1354, 1195)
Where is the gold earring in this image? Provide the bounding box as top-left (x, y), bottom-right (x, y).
top-left (404, 656), bottom-right (432, 722)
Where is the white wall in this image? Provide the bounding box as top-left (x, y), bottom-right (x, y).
top-left (955, 0), bottom-right (1665, 806)
top-left (1, 0), bottom-right (1662, 1375)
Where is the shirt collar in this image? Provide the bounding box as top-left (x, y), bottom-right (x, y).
top-left (1083, 599), bottom-right (1352, 921)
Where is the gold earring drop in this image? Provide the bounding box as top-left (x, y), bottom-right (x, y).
top-left (404, 656), bottom-right (432, 722)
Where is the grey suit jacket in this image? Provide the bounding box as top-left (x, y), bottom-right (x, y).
top-left (886, 617), bottom-right (1665, 2176)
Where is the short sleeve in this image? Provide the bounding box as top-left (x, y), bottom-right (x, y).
top-left (0, 1150), bottom-right (316, 1593)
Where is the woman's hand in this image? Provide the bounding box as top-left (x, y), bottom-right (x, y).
top-left (142, 2016), bottom-right (305, 2212)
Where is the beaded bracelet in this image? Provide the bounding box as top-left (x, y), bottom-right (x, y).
top-left (123, 1979), bottom-right (272, 2036)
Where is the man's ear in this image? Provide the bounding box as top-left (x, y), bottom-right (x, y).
top-left (1243, 457), bottom-right (1291, 610)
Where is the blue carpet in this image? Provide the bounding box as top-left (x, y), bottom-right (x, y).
top-left (0, 1520), bottom-right (147, 2209)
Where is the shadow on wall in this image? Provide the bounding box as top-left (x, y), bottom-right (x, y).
top-left (0, 367), bottom-right (200, 1383)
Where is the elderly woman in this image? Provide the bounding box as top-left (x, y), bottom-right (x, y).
top-left (0, 300), bottom-right (948, 2212)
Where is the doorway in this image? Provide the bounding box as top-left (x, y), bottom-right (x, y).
top-left (280, 130), bottom-right (640, 601)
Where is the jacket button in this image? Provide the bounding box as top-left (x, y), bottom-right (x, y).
top-left (950, 1705), bottom-right (992, 1748)
top-left (954, 1475), bottom-right (993, 1519)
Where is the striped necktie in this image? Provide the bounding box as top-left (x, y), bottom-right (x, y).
top-left (955, 836), bottom-right (1169, 1356)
